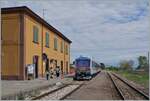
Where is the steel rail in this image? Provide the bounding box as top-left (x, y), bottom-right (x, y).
top-left (107, 72), bottom-right (125, 100)
top-left (31, 83), bottom-right (84, 100)
top-left (59, 83), bottom-right (84, 100)
top-left (31, 84), bottom-right (68, 100)
top-left (112, 72), bottom-right (149, 100)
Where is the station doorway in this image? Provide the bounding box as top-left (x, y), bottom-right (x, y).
top-left (61, 61), bottom-right (63, 74)
top-left (42, 53), bottom-right (48, 75)
top-left (33, 56), bottom-right (38, 78)
top-left (66, 61), bottom-right (68, 74)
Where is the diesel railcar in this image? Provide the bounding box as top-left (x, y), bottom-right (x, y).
top-left (73, 56), bottom-right (101, 80)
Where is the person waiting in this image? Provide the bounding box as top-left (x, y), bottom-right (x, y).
top-left (55, 66), bottom-right (60, 78)
top-left (50, 67), bottom-right (53, 79)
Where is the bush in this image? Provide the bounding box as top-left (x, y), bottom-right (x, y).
top-left (105, 66), bottom-right (119, 71)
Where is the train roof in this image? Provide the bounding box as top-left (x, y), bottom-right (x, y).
top-left (75, 56), bottom-right (100, 64)
top-left (75, 56), bottom-right (91, 60)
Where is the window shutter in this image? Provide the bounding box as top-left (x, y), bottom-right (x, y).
top-left (33, 26), bottom-right (38, 43)
top-left (35, 28), bottom-right (38, 42)
top-left (45, 32), bottom-right (49, 47)
top-left (54, 37), bottom-right (57, 50)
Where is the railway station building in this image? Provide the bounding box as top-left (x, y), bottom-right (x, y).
top-left (1, 6), bottom-right (72, 80)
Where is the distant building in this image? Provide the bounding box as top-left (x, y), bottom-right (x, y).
top-left (1, 6), bottom-right (72, 80)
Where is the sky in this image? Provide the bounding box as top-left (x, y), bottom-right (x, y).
top-left (1, 0), bottom-right (150, 66)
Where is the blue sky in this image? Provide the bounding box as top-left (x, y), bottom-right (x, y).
top-left (1, 0), bottom-right (150, 66)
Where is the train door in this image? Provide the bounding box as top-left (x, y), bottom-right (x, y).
top-left (33, 56), bottom-right (38, 78)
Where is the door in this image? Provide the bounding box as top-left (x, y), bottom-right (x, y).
top-left (66, 61), bottom-right (68, 74)
top-left (61, 61), bottom-right (63, 74)
top-left (33, 56), bottom-right (38, 78)
top-left (46, 58), bottom-right (49, 72)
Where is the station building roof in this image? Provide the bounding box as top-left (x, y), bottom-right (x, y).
top-left (1, 6), bottom-right (72, 43)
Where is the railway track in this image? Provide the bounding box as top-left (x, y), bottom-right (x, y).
top-left (31, 82), bottom-right (84, 100)
top-left (108, 72), bottom-right (149, 100)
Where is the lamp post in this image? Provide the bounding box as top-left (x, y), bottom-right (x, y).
top-left (148, 51), bottom-right (149, 68)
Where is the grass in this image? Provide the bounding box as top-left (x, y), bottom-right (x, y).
top-left (106, 69), bottom-right (149, 88)
top-left (17, 92), bottom-right (25, 100)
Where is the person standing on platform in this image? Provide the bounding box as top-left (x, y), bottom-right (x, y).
top-left (45, 59), bottom-right (49, 80)
top-left (55, 66), bottom-right (60, 78)
top-left (50, 67), bottom-right (53, 79)
top-left (46, 70), bottom-right (49, 80)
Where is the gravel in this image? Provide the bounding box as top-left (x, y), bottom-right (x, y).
top-left (111, 74), bottom-right (147, 100)
top-left (64, 71), bottom-right (122, 100)
top-left (38, 85), bottom-right (80, 100)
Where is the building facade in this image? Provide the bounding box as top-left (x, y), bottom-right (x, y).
top-left (1, 6), bottom-right (72, 80)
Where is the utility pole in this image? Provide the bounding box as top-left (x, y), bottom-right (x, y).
top-left (41, 8), bottom-right (46, 77)
top-left (148, 51), bottom-right (149, 68)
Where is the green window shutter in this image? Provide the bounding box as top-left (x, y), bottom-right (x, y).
top-left (36, 28), bottom-right (38, 42)
top-left (45, 32), bottom-right (49, 47)
top-left (54, 38), bottom-right (56, 50)
top-left (55, 38), bottom-right (57, 50)
top-left (65, 45), bottom-right (67, 54)
top-left (66, 45), bottom-right (68, 55)
top-left (47, 33), bottom-right (49, 46)
top-left (60, 41), bottom-right (62, 52)
top-left (33, 26), bottom-right (38, 43)
top-left (56, 38), bottom-right (57, 50)
top-left (61, 41), bottom-right (63, 53)
top-left (33, 26), bottom-right (36, 42)
top-left (62, 42), bottom-right (63, 52)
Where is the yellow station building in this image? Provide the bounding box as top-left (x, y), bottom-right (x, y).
top-left (1, 6), bottom-right (72, 80)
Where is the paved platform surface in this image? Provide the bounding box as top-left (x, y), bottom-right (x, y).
top-left (65, 71), bottom-right (121, 100)
top-left (2, 77), bottom-right (73, 97)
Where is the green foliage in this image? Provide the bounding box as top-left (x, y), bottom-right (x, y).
top-left (106, 66), bottom-right (149, 88)
top-left (17, 93), bottom-right (25, 100)
top-left (105, 66), bottom-right (119, 71)
top-left (117, 71), bottom-right (149, 88)
top-left (100, 63), bottom-right (105, 69)
top-left (137, 56), bottom-right (148, 70)
top-left (119, 60), bottom-right (134, 71)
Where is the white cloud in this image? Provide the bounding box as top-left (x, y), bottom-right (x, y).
top-left (1, 0), bottom-right (149, 66)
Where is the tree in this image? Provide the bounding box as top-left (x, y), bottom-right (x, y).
top-left (119, 60), bottom-right (134, 71)
top-left (100, 63), bottom-right (105, 69)
top-left (128, 60), bottom-right (134, 67)
top-left (137, 56), bottom-right (148, 70)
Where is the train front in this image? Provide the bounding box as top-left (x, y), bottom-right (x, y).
top-left (74, 57), bottom-right (92, 80)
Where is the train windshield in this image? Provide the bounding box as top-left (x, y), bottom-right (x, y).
top-left (76, 60), bottom-right (90, 67)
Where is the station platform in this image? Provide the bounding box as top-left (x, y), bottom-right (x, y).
top-left (1, 77), bottom-right (73, 99)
